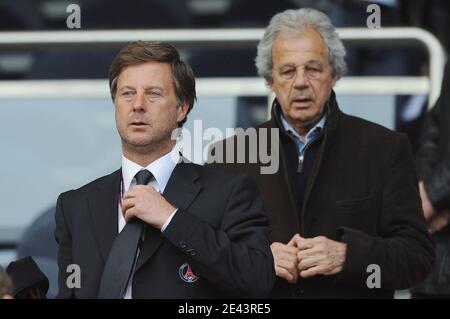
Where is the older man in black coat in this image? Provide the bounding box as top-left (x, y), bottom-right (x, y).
top-left (209, 8), bottom-right (434, 298)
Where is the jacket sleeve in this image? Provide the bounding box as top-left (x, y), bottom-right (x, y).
top-left (423, 128), bottom-right (450, 210)
top-left (421, 106), bottom-right (450, 210)
top-left (54, 192), bottom-right (75, 299)
top-left (418, 60), bottom-right (450, 210)
top-left (415, 99), bottom-right (441, 181)
top-left (336, 134), bottom-right (435, 290)
top-left (161, 175), bottom-right (276, 298)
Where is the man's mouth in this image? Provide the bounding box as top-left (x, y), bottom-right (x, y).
top-left (130, 121), bottom-right (148, 127)
top-left (292, 98), bottom-right (313, 108)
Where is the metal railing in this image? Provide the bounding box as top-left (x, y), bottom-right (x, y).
top-left (0, 28), bottom-right (446, 248)
top-left (0, 27), bottom-right (446, 107)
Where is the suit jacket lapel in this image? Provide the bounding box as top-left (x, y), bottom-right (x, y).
top-left (135, 160), bottom-right (202, 271)
top-left (87, 169), bottom-right (121, 262)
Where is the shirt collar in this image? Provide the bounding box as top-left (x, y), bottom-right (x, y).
top-left (121, 147), bottom-right (180, 193)
top-left (280, 112), bottom-right (326, 143)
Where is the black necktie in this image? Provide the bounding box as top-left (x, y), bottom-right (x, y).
top-left (97, 169), bottom-right (153, 299)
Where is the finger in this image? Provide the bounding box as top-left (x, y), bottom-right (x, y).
top-left (297, 247), bottom-right (320, 261)
top-left (275, 266), bottom-right (293, 282)
top-left (122, 198), bottom-right (135, 213)
top-left (132, 184), bottom-right (157, 193)
top-left (298, 256), bottom-right (319, 272)
top-left (124, 207), bottom-right (137, 223)
top-left (123, 190), bottom-right (137, 200)
top-left (276, 257), bottom-right (298, 272)
top-left (299, 265), bottom-right (325, 278)
top-left (271, 242), bottom-right (298, 256)
top-left (281, 253), bottom-right (298, 264)
top-left (296, 238), bottom-right (314, 251)
top-left (275, 266), bottom-right (297, 284)
top-left (274, 250), bottom-right (298, 264)
top-left (271, 246), bottom-right (298, 265)
top-left (288, 234), bottom-right (304, 247)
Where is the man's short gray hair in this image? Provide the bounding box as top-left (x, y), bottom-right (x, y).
top-left (255, 8), bottom-right (347, 82)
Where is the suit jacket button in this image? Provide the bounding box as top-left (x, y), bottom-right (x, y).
top-left (187, 249), bottom-right (197, 256)
top-left (179, 241), bottom-right (187, 249)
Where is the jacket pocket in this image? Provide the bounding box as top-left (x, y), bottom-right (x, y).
top-left (335, 196), bottom-right (373, 214)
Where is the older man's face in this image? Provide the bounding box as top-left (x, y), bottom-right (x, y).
top-left (269, 27), bottom-right (337, 131)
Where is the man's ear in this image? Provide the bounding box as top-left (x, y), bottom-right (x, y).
top-left (331, 73), bottom-right (339, 87)
top-left (176, 102), bottom-right (189, 123)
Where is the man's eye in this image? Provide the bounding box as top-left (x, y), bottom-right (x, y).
top-left (281, 69), bottom-right (295, 77)
top-left (147, 91), bottom-right (161, 98)
top-left (306, 67), bottom-right (321, 73)
top-left (305, 66), bottom-right (323, 78)
top-left (122, 91), bottom-right (133, 97)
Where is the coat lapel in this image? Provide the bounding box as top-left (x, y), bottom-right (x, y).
top-left (87, 169), bottom-right (121, 262)
top-left (260, 118), bottom-right (301, 238)
top-left (135, 160), bottom-right (202, 271)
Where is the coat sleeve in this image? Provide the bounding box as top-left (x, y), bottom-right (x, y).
top-left (418, 60), bottom-right (450, 210)
top-left (415, 99), bottom-right (441, 181)
top-left (54, 192), bottom-right (75, 299)
top-left (336, 134), bottom-right (435, 290)
top-left (422, 111), bottom-right (450, 210)
top-left (161, 174), bottom-right (276, 298)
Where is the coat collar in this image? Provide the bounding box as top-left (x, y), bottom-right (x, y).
top-left (268, 90), bottom-right (341, 135)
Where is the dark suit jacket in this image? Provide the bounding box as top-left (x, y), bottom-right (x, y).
top-left (54, 161), bottom-right (275, 298)
top-left (209, 91), bottom-right (435, 298)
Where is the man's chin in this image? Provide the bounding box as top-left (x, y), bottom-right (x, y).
top-left (289, 112), bottom-right (314, 124)
top-left (122, 138), bottom-right (153, 149)
top-left (129, 140), bottom-right (153, 148)
top-left (120, 131), bottom-right (175, 153)
top-left (290, 108), bottom-right (323, 122)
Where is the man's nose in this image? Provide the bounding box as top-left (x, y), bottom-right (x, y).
top-left (293, 68), bottom-right (309, 89)
top-left (132, 91), bottom-right (146, 112)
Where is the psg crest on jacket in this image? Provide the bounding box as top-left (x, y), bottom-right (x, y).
top-left (179, 263), bottom-right (199, 283)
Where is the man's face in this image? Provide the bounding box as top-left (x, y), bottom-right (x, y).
top-left (115, 61), bottom-right (188, 153)
top-left (269, 27), bottom-right (338, 130)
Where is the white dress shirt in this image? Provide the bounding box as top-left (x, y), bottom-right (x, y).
top-left (119, 147), bottom-right (180, 298)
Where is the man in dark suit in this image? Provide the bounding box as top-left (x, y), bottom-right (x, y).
top-left (54, 41), bottom-right (275, 299)
top-left (209, 8), bottom-right (434, 298)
